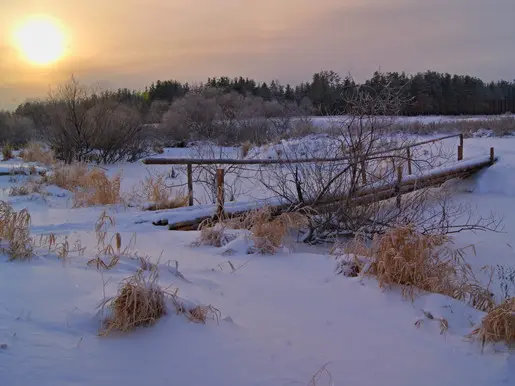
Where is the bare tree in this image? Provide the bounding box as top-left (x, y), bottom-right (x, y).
top-left (257, 81), bottom-right (501, 243)
top-left (86, 101), bottom-right (145, 163)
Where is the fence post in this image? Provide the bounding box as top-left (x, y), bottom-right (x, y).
top-left (459, 133), bottom-right (464, 148)
top-left (187, 164), bottom-right (193, 206)
top-left (458, 146), bottom-right (463, 161)
top-left (406, 147), bottom-right (412, 175)
top-left (490, 147), bottom-right (495, 164)
top-left (216, 168), bottom-right (225, 220)
top-left (396, 166), bottom-right (403, 209)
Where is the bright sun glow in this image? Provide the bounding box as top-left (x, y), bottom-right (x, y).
top-left (13, 16), bottom-right (66, 65)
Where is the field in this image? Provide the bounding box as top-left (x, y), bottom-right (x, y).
top-left (1, 115), bottom-right (515, 386)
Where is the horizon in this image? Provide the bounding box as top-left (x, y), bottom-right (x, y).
top-left (1, 0), bottom-right (514, 109)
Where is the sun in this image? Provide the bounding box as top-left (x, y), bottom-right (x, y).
top-left (13, 15), bottom-right (66, 65)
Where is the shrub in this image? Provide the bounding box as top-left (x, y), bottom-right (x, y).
top-left (20, 142), bottom-right (55, 165)
top-left (100, 270), bottom-right (166, 335)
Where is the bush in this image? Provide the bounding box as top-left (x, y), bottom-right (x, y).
top-left (18, 78), bottom-right (148, 164)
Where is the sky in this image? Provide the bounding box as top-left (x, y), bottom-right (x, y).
top-left (0, 0), bottom-right (514, 109)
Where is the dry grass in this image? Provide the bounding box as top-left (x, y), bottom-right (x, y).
top-left (88, 211), bottom-right (135, 269)
top-left (8, 179), bottom-right (43, 197)
top-left (247, 207), bottom-right (309, 254)
top-left (2, 143), bottom-right (13, 161)
top-left (0, 201), bottom-right (33, 260)
top-left (138, 256), bottom-right (157, 272)
top-left (132, 173), bottom-right (188, 210)
top-left (47, 162), bottom-right (89, 191)
top-left (169, 290), bottom-right (221, 324)
top-left (100, 270), bottom-right (166, 335)
top-left (470, 298), bottom-right (515, 347)
top-left (72, 168), bottom-right (122, 208)
top-left (397, 116), bottom-right (515, 137)
top-left (342, 225), bottom-right (494, 312)
top-left (20, 142), bottom-right (55, 165)
top-left (47, 163), bottom-right (122, 207)
top-left (221, 206), bottom-right (309, 254)
top-left (307, 364), bottom-right (333, 386)
top-left (240, 141), bottom-right (252, 158)
top-left (195, 218), bottom-right (228, 247)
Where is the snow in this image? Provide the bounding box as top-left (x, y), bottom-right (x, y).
top-left (1, 130), bottom-right (515, 386)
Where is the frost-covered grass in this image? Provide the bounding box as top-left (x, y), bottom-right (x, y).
top-left (1, 131), bottom-right (515, 385)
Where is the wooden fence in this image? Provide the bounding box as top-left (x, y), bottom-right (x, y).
top-left (142, 133), bottom-right (480, 218)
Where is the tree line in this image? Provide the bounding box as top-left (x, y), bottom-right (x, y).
top-left (142, 70), bottom-right (515, 116)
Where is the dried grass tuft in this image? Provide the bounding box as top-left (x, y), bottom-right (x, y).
top-left (185, 305), bottom-right (221, 324)
top-left (8, 179), bottom-right (43, 197)
top-left (0, 201), bottom-right (33, 260)
top-left (138, 256), bottom-right (157, 272)
top-left (20, 142), bottom-right (55, 165)
top-left (195, 218), bottom-right (228, 247)
top-left (72, 168), bottom-right (122, 207)
top-left (470, 298), bottom-right (515, 347)
top-left (100, 270), bottom-right (166, 335)
top-left (46, 163), bottom-right (122, 207)
top-left (132, 173), bottom-right (188, 210)
top-left (342, 225), bottom-right (494, 312)
top-left (249, 207), bottom-right (309, 254)
top-left (48, 162), bottom-right (89, 191)
top-left (240, 141), bottom-right (252, 158)
top-left (2, 143), bottom-right (13, 161)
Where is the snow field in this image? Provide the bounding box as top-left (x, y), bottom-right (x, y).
top-left (1, 125), bottom-right (515, 385)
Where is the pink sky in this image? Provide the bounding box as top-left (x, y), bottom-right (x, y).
top-left (1, 0), bottom-right (514, 109)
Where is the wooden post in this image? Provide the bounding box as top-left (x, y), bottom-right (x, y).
top-left (458, 146), bottom-right (463, 161)
top-left (216, 168), bottom-right (225, 220)
top-left (187, 164), bottom-right (193, 206)
top-left (459, 133), bottom-right (464, 148)
top-left (396, 166), bottom-right (403, 209)
top-left (360, 159), bottom-right (367, 185)
top-left (490, 147), bottom-right (495, 164)
top-left (406, 147), bottom-right (412, 175)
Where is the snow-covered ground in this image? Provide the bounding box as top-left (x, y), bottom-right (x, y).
top-left (1, 131), bottom-right (515, 386)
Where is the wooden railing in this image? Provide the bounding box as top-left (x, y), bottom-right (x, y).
top-left (142, 133), bottom-right (473, 216)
